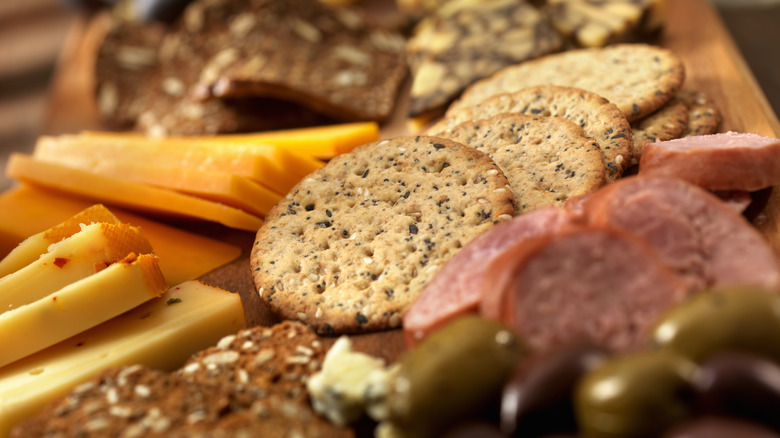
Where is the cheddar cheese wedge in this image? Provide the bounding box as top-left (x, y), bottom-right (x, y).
top-left (5, 154), bottom-right (264, 231)
top-left (35, 135), bottom-right (323, 195)
top-left (0, 280), bottom-right (245, 436)
top-left (0, 253), bottom-right (167, 368)
top-left (82, 121), bottom-right (379, 160)
top-left (0, 222), bottom-right (152, 313)
top-left (0, 204), bottom-right (120, 278)
top-left (0, 185), bottom-right (241, 286)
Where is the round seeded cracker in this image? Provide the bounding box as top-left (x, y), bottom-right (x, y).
top-left (251, 136), bottom-right (516, 334)
top-left (450, 43), bottom-right (685, 122)
top-left (427, 85), bottom-right (632, 181)
top-left (678, 90), bottom-right (721, 137)
top-left (630, 97), bottom-right (689, 164)
top-left (439, 113), bottom-right (606, 213)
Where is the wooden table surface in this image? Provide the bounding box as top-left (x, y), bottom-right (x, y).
top-left (4, 0), bottom-right (780, 363)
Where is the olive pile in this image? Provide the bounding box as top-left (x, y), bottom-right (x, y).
top-left (388, 288), bottom-right (780, 438)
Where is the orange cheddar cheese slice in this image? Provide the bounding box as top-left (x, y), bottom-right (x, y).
top-left (0, 253), bottom-right (168, 368)
top-left (82, 121), bottom-right (379, 160)
top-left (27, 157), bottom-right (282, 218)
top-left (5, 153), bottom-right (264, 232)
top-left (0, 185), bottom-right (242, 286)
top-left (0, 204), bottom-right (121, 278)
top-left (0, 222), bottom-right (152, 313)
top-left (0, 280), bottom-right (245, 436)
top-left (35, 135), bottom-right (323, 195)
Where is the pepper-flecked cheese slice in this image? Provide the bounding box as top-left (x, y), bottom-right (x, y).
top-left (0, 253), bottom-right (167, 368)
top-left (0, 222), bottom-right (152, 314)
top-left (0, 280), bottom-right (245, 436)
top-left (35, 135), bottom-right (323, 195)
top-left (82, 121), bottom-right (379, 160)
top-left (5, 154), bottom-right (264, 231)
top-left (0, 204), bottom-right (120, 278)
top-left (0, 185), bottom-right (242, 286)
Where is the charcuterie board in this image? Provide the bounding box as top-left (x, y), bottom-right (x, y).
top-left (39, 0), bottom-right (780, 366)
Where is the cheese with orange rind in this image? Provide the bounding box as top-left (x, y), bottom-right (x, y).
top-left (5, 154), bottom-right (264, 231)
top-left (0, 253), bottom-right (167, 368)
top-left (0, 204), bottom-right (120, 278)
top-left (0, 280), bottom-right (245, 436)
top-left (0, 222), bottom-right (152, 313)
top-left (0, 185), bottom-right (242, 286)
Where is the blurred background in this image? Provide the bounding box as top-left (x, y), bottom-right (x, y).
top-left (0, 0), bottom-right (779, 193)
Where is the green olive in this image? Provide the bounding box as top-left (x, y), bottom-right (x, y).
top-left (386, 315), bottom-right (527, 436)
top-left (575, 350), bottom-right (697, 438)
top-left (650, 288), bottom-right (780, 362)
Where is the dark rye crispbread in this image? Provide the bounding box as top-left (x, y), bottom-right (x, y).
top-left (11, 322), bottom-right (353, 438)
top-left (449, 43), bottom-right (685, 122)
top-left (95, 18), bottom-right (165, 130)
top-left (630, 97), bottom-right (689, 164)
top-left (428, 85), bottom-right (632, 181)
top-left (175, 0), bottom-right (407, 122)
top-left (406, 0), bottom-right (562, 118)
top-left (678, 89), bottom-right (722, 137)
top-left (439, 113), bottom-right (606, 213)
top-left (251, 136), bottom-right (516, 334)
top-left (542, 0), bottom-right (658, 48)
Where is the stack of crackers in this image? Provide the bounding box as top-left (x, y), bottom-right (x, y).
top-left (251, 42), bottom-right (722, 337)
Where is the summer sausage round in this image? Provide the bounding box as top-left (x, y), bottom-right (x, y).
top-left (579, 176), bottom-right (780, 294)
top-left (480, 226), bottom-right (686, 352)
top-left (403, 207), bottom-right (574, 347)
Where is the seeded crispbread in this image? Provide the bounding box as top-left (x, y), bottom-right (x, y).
top-left (428, 85), bottom-right (632, 181)
top-left (543, 0), bottom-right (649, 48)
top-left (406, 0), bottom-right (562, 118)
top-left (12, 322), bottom-right (353, 438)
top-left (173, 0), bottom-right (407, 123)
top-left (95, 18), bottom-right (165, 130)
top-left (678, 90), bottom-right (721, 137)
top-left (630, 97), bottom-right (689, 164)
top-left (449, 43), bottom-right (685, 122)
top-left (439, 114), bottom-right (606, 213)
top-left (251, 136), bottom-right (516, 334)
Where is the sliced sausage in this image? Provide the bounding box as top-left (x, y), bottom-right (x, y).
top-left (480, 226), bottom-right (686, 352)
top-left (639, 132), bottom-right (780, 191)
top-left (580, 176), bottom-right (780, 294)
top-left (403, 207), bottom-right (574, 348)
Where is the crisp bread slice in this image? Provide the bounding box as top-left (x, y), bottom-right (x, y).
top-left (678, 90), bottom-right (721, 137)
top-left (543, 0), bottom-right (648, 48)
top-left (251, 136), bottom-right (516, 334)
top-left (439, 113), bottom-right (606, 213)
top-left (406, 0), bottom-right (562, 118)
top-left (169, 0), bottom-right (407, 122)
top-left (12, 322), bottom-right (353, 438)
top-left (95, 18), bottom-right (165, 130)
top-left (630, 97), bottom-right (689, 164)
top-left (449, 43), bottom-right (685, 122)
top-left (428, 85), bottom-right (632, 181)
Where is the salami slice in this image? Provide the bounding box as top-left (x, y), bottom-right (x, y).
top-left (403, 207), bottom-right (573, 347)
top-left (481, 226), bottom-right (685, 352)
top-left (639, 132), bottom-right (780, 191)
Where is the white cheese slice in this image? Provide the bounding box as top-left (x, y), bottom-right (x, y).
top-left (0, 280), bottom-right (245, 436)
top-left (0, 222), bottom-right (152, 314)
top-left (0, 204), bottom-right (121, 278)
top-left (0, 253), bottom-right (167, 368)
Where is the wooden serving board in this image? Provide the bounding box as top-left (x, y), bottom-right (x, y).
top-left (41, 0), bottom-right (780, 364)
